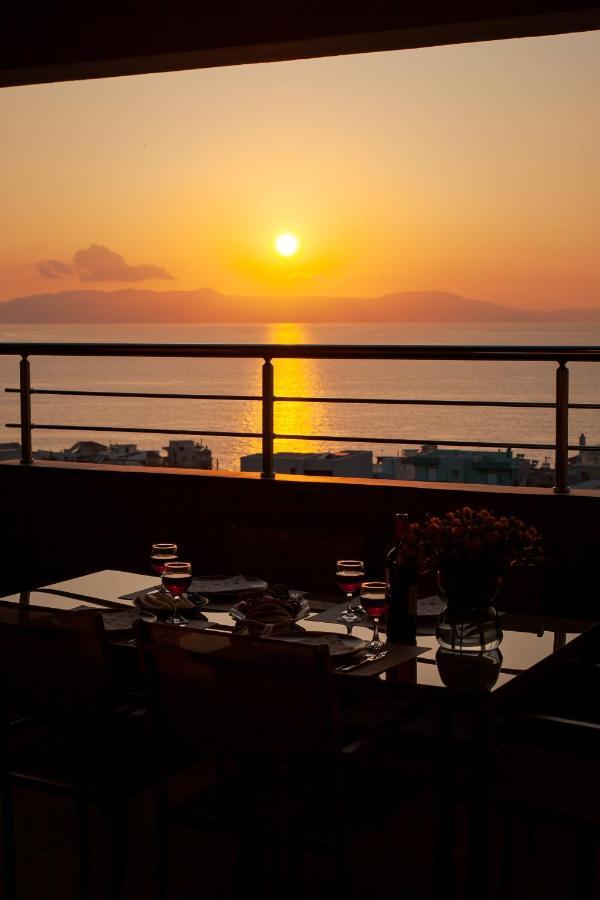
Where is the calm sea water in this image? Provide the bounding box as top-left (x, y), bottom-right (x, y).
top-left (0, 322), bottom-right (598, 471)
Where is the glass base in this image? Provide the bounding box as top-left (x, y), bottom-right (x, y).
top-left (338, 609), bottom-right (362, 624)
top-left (165, 614), bottom-right (187, 626)
top-left (367, 639), bottom-right (384, 652)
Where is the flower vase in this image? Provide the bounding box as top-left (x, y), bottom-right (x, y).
top-left (436, 566), bottom-right (502, 652)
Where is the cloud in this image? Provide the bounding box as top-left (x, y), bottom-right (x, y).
top-left (37, 243), bottom-right (174, 283)
top-left (36, 259), bottom-right (72, 279)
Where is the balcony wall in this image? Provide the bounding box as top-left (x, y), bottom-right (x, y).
top-left (3, 460), bottom-right (598, 617)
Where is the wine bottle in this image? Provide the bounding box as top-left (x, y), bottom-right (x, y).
top-left (385, 512), bottom-right (417, 644)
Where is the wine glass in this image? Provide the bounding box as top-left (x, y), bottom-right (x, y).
top-left (360, 581), bottom-right (389, 652)
top-left (150, 543), bottom-right (178, 576)
top-left (336, 560), bottom-right (365, 624)
top-left (162, 561), bottom-right (192, 626)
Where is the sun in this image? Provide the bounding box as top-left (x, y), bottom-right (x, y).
top-left (275, 233), bottom-right (300, 257)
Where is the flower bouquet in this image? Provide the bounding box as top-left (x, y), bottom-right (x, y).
top-left (406, 507), bottom-right (543, 651)
top-left (408, 507), bottom-right (543, 606)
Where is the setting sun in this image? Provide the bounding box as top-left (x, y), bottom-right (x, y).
top-left (275, 233), bottom-right (300, 257)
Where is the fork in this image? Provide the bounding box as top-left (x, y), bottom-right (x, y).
top-left (336, 649), bottom-right (389, 672)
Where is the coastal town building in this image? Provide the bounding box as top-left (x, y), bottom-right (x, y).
top-left (376, 445), bottom-right (532, 486)
top-left (0, 442), bottom-right (22, 461)
top-left (241, 450), bottom-right (373, 478)
top-left (32, 440), bottom-right (212, 470)
top-left (164, 440), bottom-right (212, 469)
top-left (568, 433), bottom-right (600, 487)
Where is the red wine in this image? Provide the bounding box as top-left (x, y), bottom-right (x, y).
top-left (162, 574), bottom-right (192, 596)
top-left (361, 593), bottom-right (389, 618)
top-left (337, 574), bottom-right (363, 594)
top-left (151, 554), bottom-right (177, 575)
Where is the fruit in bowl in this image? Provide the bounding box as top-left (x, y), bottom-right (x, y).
top-left (230, 584), bottom-right (309, 634)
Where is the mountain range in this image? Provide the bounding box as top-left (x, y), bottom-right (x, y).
top-left (0, 288), bottom-right (598, 323)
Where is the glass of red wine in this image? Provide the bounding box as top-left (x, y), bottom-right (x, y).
top-left (360, 581), bottom-right (389, 651)
top-left (336, 560), bottom-right (365, 624)
top-left (162, 561), bottom-right (192, 626)
top-left (150, 543), bottom-right (178, 576)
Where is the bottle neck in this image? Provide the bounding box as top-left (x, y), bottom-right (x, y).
top-left (394, 514), bottom-right (409, 543)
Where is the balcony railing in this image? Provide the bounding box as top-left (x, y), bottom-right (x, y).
top-left (2, 341), bottom-right (600, 493)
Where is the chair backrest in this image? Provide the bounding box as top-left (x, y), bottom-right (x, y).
top-left (219, 524), bottom-right (366, 593)
top-left (0, 601), bottom-right (114, 742)
top-left (136, 622), bottom-right (342, 760)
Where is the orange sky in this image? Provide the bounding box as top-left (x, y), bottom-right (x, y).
top-left (0, 30), bottom-right (599, 309)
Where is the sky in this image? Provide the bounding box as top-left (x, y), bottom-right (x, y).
top-left (0, 29), bottom-right (599, 309)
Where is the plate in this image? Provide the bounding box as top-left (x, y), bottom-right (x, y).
top-left (188, 575), bottom-right (268, 597)
top-left (266, 631), bottom-right (368, 658)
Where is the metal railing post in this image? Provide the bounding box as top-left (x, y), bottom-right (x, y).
top-left (554, 361), bottom-right (569, 494)
top-left (261, 357), bottom-right (275, 478)
top-left (19, 355), bottom-right (33, 464)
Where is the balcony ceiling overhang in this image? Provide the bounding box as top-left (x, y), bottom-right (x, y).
top-left (2, 2), bottom-right (600, 88)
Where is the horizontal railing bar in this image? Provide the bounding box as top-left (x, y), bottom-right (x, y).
top-left (276, 396), bottom-right (557, 409)
top-left (6, 387), bottom-right (600, 415)
top-left (4, 388), bottom-right (261, 401)
top-left (5, 423), bottom-right (261, 439)
top-left (2, 342), bottom-right (600, 362)
top-left (7, 420), bottom-right (597, 454)
top-left (5, 387), bottom-right (600, 411)
top-left (275, 432), bottom-right (600, 452)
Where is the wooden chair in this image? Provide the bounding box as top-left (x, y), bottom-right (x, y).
top-left (0, 601), bottom-right (149, 900)
top-left (136, 621), bottom-right (403, 899)
top-left (219, 523), bottom-right (366, 593)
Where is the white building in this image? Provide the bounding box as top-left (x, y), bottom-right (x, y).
top-left (240, 450), bottom-right (373, 478)
top-left (96, 443), bottom-right (163, 466)
top-left (164, 440), bottom-right (212, 469)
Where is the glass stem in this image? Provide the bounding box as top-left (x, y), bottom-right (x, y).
top-left (174, 593), bottom-right (180, 621)
top-left (346, 592), bottom-right (353, 614)
top-left (372, 617), bottom-right (380, 644)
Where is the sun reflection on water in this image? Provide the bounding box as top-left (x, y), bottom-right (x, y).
top-left (267, 323), bottom-right (325, 453)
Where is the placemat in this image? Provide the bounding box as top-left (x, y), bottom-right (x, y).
top-left (334, 643), bottom-right (428, 677)
top-left (70, 605), bottom-right (143, 632)
top-left (120, 585), bottom-right (162, 601)
top-left (310, 596), bottom-right (444, 636)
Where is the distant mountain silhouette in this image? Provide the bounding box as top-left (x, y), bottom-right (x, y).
top-left (0, 288), bottom-right (597, 322)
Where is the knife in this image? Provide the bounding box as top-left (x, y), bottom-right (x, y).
top-left (336, 650), bottom-right (389, 673)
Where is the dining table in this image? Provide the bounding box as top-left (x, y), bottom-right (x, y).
top-left (3, 569), bottom-right (598, 900)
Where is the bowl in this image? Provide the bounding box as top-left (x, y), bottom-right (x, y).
top-left (230, 596), bottom-right (310, 635)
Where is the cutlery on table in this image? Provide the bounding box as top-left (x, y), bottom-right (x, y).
top-left (336, 649), bottom-right (389, 672)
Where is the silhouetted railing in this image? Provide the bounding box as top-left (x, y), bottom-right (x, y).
top-left (2, 342), bottom-right (600, 493)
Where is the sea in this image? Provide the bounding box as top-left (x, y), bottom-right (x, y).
top-left (0, 321), bottom-right (598, 471)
